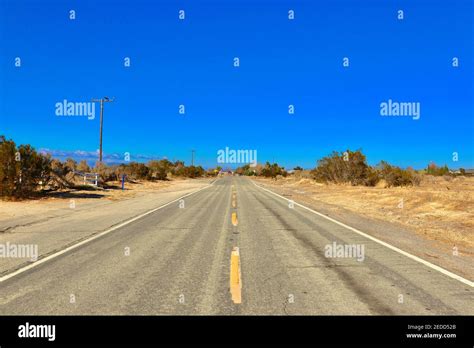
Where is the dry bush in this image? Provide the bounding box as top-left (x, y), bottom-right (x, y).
top-left (426, 163), bottom-right (450, 176)
top-left (311, 149), bottom-right (376, 186)
top-left (148, 159), bottom-right (173, 180)
top-left (261, 162), bottom-right (287, 178)
top-left (0, 136), bottom-right (18, 197)
top-left (378, 161), bottom-right (420, 187)
top-left (77, 160), bottom-right (91, 173)
top-left (175, 165), bottom-right (205, 178)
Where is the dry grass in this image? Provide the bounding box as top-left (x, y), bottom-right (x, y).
top-left (255, 175), bottom-right (474, 250)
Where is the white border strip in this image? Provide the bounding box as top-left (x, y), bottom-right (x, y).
top-left (0, 180), bottom-right (216, 283)
top-left (253, 181), bottom-right (473, 287)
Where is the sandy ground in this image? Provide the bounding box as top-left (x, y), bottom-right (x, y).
top-left (252, 175), bottom-right (473, 279)
top-left (0, 179), bottom-right (177, 226)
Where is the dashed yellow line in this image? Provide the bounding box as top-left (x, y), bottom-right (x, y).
top-left (230, 247), bottom-right (242, 304)
top-left (231, 212), bottom-right (238, 226)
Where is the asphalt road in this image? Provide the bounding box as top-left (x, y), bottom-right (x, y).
top-left (0, 176), bottom-right (472, 314)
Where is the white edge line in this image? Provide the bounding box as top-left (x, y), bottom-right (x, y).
top-left (0, 180), bottom-right (216, 283)
top-left (253, 181), bottom-right (473, 288)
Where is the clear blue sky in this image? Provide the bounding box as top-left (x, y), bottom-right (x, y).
top-left (0, 0), bottom-right (472, 169)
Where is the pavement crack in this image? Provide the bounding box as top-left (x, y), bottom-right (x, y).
top-left (0, 216), bottom-right (58, 233)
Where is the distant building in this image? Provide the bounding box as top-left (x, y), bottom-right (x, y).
top-left (449, 168), bottom-right (474, 176)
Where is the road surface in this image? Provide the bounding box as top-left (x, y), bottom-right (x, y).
top-left (0, 176), bottom-right (472, 314)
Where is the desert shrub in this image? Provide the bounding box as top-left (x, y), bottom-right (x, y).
top-left (64, 158), bottom-right (77, 172)
top-left (235, 164), bottom-right (257, 176)
top-left (171, 162), bottom-right (205, 178)
top-left (206, 166), bottom-right (222, 177)
top-left (426, 163), bottom-right (449, 176)
top-left (364, 167), bottom-right (380, 187)
top-left (234, 165), bottom-right (245, 175)
top-left (51, 159), bottom-right (68, 176)
top-left (171, 161), bottom-right (185, 176)
top-left (94, 162), bottom-right (119, 182)
top-left (77, 160), bottom-right (91, 173)
top-left (411, 172), bottom-right (422, 186)
top-left (378, 161), bottom-right (420, 187)
top-left (147, 159), bottom-right (173, 180)
top-left (182, 165), bottom-right (205, 178)
top-left (0, 136), bottom-right (19, 197)
top-left (112, 164), bottom-right (129, 181)
top-left (128, 162), bottom-right (150, 180)
top-left (0, 136), bottom-right (51, 198)
top-left (311, 149), bottom-right (373, 186)
top-left (261, 162), bottom-right (287, 178)
top-left (16, 144), bottom-right (51, 196)
top-left (50, 159), bottom-right (61, 171)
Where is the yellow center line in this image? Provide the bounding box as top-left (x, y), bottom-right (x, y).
top-left (230, 247), bottom-right (242, 304)
top-left (231, 212), bottom-right (238, 226)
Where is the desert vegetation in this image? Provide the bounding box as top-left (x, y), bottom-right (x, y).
top-left (234, 162), bottom-right (287, 178)
top-left (2, 136), bottom-right (470, 199)
top-left (236, 149), bottom-right (466, 187)
top-left (0, 136), bottom-right (214, 199)
top-left (0, 136), bottom-right (51, 198)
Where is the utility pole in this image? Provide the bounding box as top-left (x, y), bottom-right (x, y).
top-left (191, 149), bottom-right (195, 166)
top-left (91, 97), bottom-right (114, 163)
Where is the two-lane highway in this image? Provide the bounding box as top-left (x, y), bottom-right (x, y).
top-left (0, 176), bottom-right (472, 314)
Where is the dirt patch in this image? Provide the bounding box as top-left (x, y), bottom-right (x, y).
top-left (0, 179), bottom-right (179, 223)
